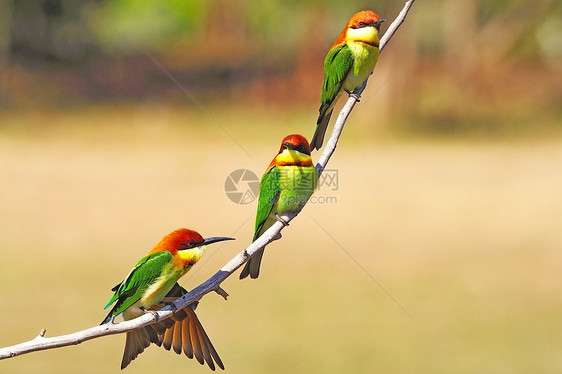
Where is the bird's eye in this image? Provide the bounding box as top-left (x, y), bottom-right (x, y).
top-left (186, 242), bottom-right (194, 248)
top-left (358, 22), bottom-right (366, 27)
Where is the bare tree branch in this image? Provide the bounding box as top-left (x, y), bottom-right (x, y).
top-left (0, 0), bottom-right (416, 360)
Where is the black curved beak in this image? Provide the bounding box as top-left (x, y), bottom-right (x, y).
top-left (371, 19), bottom-right (386, 26)
top-left (199, 236), bottom-right (235, 246)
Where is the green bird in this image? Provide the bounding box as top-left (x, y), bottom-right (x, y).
top-left (240, 134), bottom-right (317, 279)
top-left (101, 228), bottom-right (234, 369)
top-left (310, 10), bottom-right (385, 151)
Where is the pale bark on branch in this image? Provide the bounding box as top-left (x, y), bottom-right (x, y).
top-left (0, 0), bottom-right (416, 360)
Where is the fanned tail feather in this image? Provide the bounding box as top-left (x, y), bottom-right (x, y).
top-left (181, 313), bottom-right (195, 359)
top-left (153, 305), bottom-right (223, 370)
top-left (121, 329), bottom-right (151, 370)
top-left (172, 320), bottom-right (183, 354)
top-left (189, 314), bottom-right (206, 366)
top-left (120, 283), bottom-right (224, 370)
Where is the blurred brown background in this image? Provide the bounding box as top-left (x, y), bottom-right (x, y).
top-left (1, 1), bottom-right (561, 373)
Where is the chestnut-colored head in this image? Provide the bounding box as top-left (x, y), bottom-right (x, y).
top-left (348, 10), bottom-right (384, 32)
top-left (149, 228), bottom-right (234, 255)
top-left (150, 228), bottom-right (205, 255)
top-left (278, 134), bottom-right (312, 156)
top-left (269, 134), bottom-right (314, 169)
top-left (332, 10), bottom-right (385, 48)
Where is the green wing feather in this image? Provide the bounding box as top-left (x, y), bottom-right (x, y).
top-left (253, 166), bottom-right (281, 241)
top-left (240, 166), bottom-right (281, 279)
top-left (101, 251), bottom-right (173, 324)
top-left (321, 43), bottom-right (354, 107)
top-left (311, 43), bottom-right (354, 150)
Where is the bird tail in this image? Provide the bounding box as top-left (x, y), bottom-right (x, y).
top-left (311, 104), bottom-right (334, 151)
top-left (155, 304), bottom-right (224, 371)
top-left (120, 283), bottom-right (224, 370)
top-left (121, 328), bottom-right (152, 369)
top-left (239, 248), bottom-right (265, 280)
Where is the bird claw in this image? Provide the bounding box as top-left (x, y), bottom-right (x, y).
top-left (141, 308), bottom-right (161, 321)
top-left (163, 301), bottom-right (178, 312)
top-left (275, 214), bottom-right (290, 227)
top-left (344, 89), bottom-right (361, 101)
top-left (349, 93), bottom-right (361, 101)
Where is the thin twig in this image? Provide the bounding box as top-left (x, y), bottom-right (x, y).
top-left (0, 0), bottom-right (416, 360)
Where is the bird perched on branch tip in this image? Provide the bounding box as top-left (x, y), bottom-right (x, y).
top-left (311, 10), bottom-right (385, 151)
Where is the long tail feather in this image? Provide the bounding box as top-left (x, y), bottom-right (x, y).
top-left (240, 248), bottom-right (265, 279)
top-left (188, 308), bottom-right (216, 370)
top-left (239, 261), bottom-right (251, 279)
top-left (121, 329), bottom-right (151, 370)
top-left (172, 320), bottom-right (183, 354)
top-left (162, 325), bottom-right (174, 351)
top-left (187, 307), bottom-right (224, 370)
top-left (182, 318), bottom-right (195, 359)
top-left (311, 107), bottom-right (334, 151)
top-left (189, 314), bottom-right (205, 366)
top-left (144, 325), bottom-right (159, 343)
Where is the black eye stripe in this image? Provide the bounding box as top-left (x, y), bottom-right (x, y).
top-left (280, 142), bottom-right (310, 155)
top-left (296, 144), bottom-right (310, 155)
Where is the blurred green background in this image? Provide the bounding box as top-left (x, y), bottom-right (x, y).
top-left (1, 0), bottom-right (561, 373)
